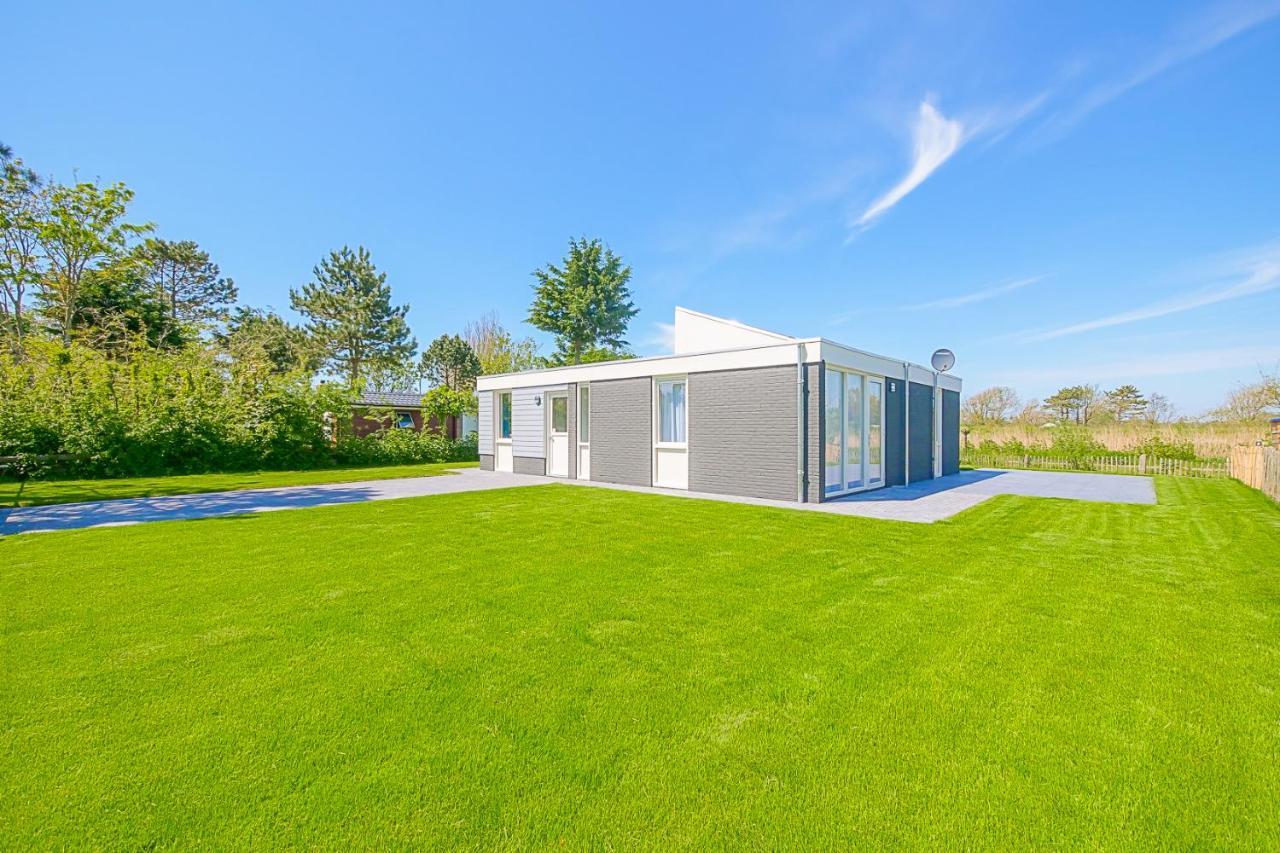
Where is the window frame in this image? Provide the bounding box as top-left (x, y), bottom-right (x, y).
top-left (578, 385), bottom-right (590, 445)
top-left (497, 391), bottom-right (513, 441)
top-left (394, 410), bottom-right (416, 430)
top-left (653, 375), bottom-right (688, 449)
top-left (822, 367), bottom-right (886, 497)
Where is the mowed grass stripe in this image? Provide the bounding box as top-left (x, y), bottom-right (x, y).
top-left (2, 478), bottom-right (1278, 847)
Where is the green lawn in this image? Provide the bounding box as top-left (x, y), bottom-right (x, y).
top-left (2, 478), bottom-right (1278, 847)
top-left (0, 461), bottom-right (478, 508)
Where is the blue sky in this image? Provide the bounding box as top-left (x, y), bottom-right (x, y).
top-left (9, 0), bottom-right (1280, 413)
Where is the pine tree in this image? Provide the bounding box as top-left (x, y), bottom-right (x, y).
top-left (1104, 384), bottom-right (1147, 421)
top-left (133, 238), bottom-right (237, 338)
top-left (289, 246), bottom-right (415, 386)
top-left (420, 334), bottom-right (481, 390)
top-left (528, 237), bottom-right (637, 365)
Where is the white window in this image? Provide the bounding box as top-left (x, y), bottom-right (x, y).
top-left (551, 394), bottom-right (568, 433)
top-left (395, 411), bottom-right (415, 429)
top-left (657, 378), bottom-right (687, 445)
top-left (499, 392), bottom-right (512, 439)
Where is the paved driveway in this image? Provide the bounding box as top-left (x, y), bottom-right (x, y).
top-left (0, 467), bottom-right (1156, 535)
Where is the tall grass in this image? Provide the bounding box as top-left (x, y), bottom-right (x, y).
top-left (964, 421), bottom-right (1269, 459)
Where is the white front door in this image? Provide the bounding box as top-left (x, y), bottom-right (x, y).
top-left (547, 392), bottom-right (569, 477)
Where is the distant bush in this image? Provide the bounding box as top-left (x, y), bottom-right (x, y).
top-left (1130, 436), bottom-right (1197, 461)
top-left (332, 429), bottom-right (477, 467)
top-left (1049, 429), bottom-right (1108, 462)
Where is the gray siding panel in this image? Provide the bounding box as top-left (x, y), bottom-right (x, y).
top-left (476, 391), bottom-right (494, 455)
top-left (510, 384), bottom-right (568, 459)
top-left (806, 363), bottom-right (822, 503)
top-left (590, 377), bottom-right (652, 486)
top-left (479, 454), bottom-right (494, 471)
top-left (908, 381), bottom-right (934, 483)
top-left (689, 366), bottom-right (800, 501)
top-left (942, 389), bottom-right (961, 476)
top-left (513, 456), bottom-right (546, 476)
top-left (511, 387), bottom-right (545, 458)
top-left (884, 376), bottom-right (906, 487)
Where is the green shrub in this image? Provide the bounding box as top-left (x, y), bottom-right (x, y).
top-left (1130, 436), bottom-right (1197, 461)
top-left (0, 338), bottom-right (348, 477)
top-left (332, 429), bottom-right (478, 466)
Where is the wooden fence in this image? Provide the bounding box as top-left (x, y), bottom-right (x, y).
top-left (1229, 446), bottom-right (1280, 502)
top-left (960, 452), bottom-right (1231, 478)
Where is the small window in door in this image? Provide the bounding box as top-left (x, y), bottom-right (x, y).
top-left (551, 395), bottom-right (567, 432)
top-left (578, 386), bottom-right (590, 442)
top-left (499, 392), bottom-right (512, 438)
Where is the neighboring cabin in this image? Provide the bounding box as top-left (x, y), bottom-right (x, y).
top-left (351, 391), bottom-right (477, 439)
top-left (475, 307), bottom-right (962, 502)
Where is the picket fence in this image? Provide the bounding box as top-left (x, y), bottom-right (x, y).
top-left (960, 452), bottom-right (1230, 478)
top-left (1229, 446), bottom-right (1280, 502)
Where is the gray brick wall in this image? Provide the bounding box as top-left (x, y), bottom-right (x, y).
top-left (689, 365), bottom-right (802, 501)
top-left (513, 456), bottom-right (546, 476)
top-left (806, 362), bottom-right (822, 502)
top-left (590, 377), bottom-right (652, 486)
top-left (479, 454), bottom-right (494, 471)
top-left (566, 382), bottom-right (577, 480)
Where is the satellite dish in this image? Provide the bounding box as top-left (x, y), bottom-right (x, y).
top-left (931, 348), bottom-right (955, 372)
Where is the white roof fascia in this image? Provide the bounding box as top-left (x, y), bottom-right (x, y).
top-left (476, 340), bottom-right (821, 391)
top-left (818, 339), bottom-right (963, 392)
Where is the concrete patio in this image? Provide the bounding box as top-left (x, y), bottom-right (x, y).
top-left (0, 466), bottom-right (1156, 536)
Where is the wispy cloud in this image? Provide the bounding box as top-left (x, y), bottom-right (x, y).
top-left (1037, 2), bottom-right (1280, 138)
top-left (853, 99), bottom-right (965, 230)
top-left (1019, 241), bottom-right (1280, 342)
top-left (906, 275), bottom-right (1043, 310)
top-left (640, 321), bottom-right (676, 353)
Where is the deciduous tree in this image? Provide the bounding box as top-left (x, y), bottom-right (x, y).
top-left (220, 307), bottom-right (321, 375)
top-left (34, 181), bottom-right (152, 346)
top-left (962, 386), bottom-right (1021, 423)
top-left (0, 145), bottom-right (45, 355)
top-left (464, 311), bottom-right (542, 374)
top-left (528, 237), bottom-right (637, 365)
top-left (421, 386), bottom-right (477, 436)
top-left (289, 246), bottom-right (415, 386)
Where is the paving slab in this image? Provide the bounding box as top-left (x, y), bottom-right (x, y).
top-left (0, 466), bottom-right (1156, 536)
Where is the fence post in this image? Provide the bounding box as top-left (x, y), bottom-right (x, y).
top-left (1138, 453), bottom-right (1147, 475)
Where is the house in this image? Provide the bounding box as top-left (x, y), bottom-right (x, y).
top-left (474, 307), bottom-right (962, 502)
top-left (351, 391), bottom-right (477, 439)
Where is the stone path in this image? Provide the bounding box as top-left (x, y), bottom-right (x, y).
top-left (0, 466), bottom-right (1155, 536)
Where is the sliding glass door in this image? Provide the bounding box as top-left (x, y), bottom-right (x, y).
top-left (824, 368), bottom-right (885, 496)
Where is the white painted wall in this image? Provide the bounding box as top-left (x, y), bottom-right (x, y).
top-left (510, 385), bottom-right (568, 459)
top-left (476, 391), bottom-right (493, 454)
top-left (673, 306), bottom-right (795, 354)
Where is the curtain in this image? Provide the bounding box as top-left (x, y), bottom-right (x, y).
top-left (660, 381), bottom-right (686, 443)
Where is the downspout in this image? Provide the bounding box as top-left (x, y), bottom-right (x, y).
top-left (903, 361), bottom-right (911, 487)
top-left (796, 342), bottom-right (806, 502)
top-left (934, 368), bottom-right (941, 477)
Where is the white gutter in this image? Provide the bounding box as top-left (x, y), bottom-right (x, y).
top-left (934, 369), bottom-right (941, 477)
